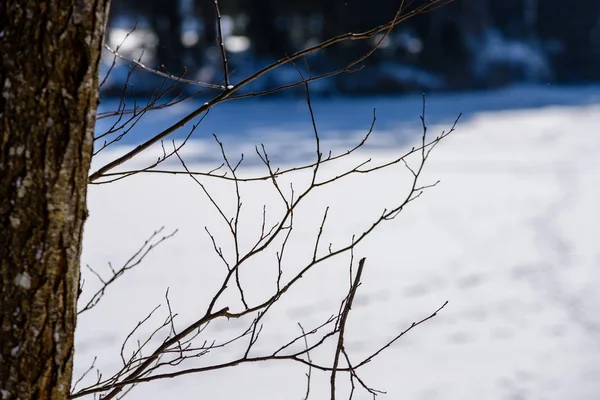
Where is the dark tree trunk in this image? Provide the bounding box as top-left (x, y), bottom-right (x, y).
top-left (538, 0), bottom-right (600, 80)
top-left (150, 1), bottom-right (185, 74)
top-left (196, 0), bottom-right (217, 47)
top-left (188, 0), bottom-right (218, 70)
top-left (0, 1), bottom-right (109, 399)
top-left (246, 0), bottom-right (289, 57)
top-left (461, 0), bottom-right (490, 39)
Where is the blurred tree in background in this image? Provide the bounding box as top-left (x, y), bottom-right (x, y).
top-left (103, 0), bottom-right (600, 95)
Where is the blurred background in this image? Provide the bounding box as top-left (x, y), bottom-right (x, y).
top-left (101, 0), bottom-right (600, 97)
top-left (86, 2), bottom-right (600, 399)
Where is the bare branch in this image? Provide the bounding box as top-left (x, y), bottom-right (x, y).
top-left (103, 44), bottom-right (223, 89)
top-left (76, 3), bottom-right (458, 399)
top-left (78, 227), bottom-right (177, 314)
top-left (212, 0), bottom-right (230, 89)
top-left (331, 258), bottom-right (365, 400)
top-left (88, 0), bottom-right (453, 182)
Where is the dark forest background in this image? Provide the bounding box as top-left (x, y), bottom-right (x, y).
top-left (103, 0), bottom-right (600, 96)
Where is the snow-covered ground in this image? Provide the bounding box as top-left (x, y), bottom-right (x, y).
top-left (77, 85), bottom-right (600, 399)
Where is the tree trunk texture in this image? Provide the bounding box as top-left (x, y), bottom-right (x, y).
top-left (0, 1), bottom-right (109, 399)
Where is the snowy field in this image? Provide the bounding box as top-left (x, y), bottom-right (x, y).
top-left (76, 85), bottom-right (600, 399)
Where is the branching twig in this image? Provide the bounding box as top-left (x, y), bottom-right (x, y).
top-left (77, 2), bottom-right (457, 399)
top-left (78, 227), bottom-right (178, 314)
top-left (331, 258), bottom-right (365, 400)
top-left (88, 0), bottom-right (453, 182)
top-left (212, 0), bottom-right (230, 89)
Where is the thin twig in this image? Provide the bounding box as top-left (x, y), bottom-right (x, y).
top-left (331, 258), bottom-right (365, 400)
top-left (212, 0), bottom-right (230, 89)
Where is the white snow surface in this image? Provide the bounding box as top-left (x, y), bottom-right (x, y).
top-left (77, 86), bottom-right (600, 399)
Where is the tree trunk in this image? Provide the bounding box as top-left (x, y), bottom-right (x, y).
top-left (0, 1), bottom-right (109, 399)
top-left (150, 1), bottom-right (185, 74)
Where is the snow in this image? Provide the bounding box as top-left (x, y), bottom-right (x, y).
top-left (471, 30), bottom-right (552, 84)
top-left (9, 216), bottom-right (21, 229)
top-left (77, 86), bottom-right (600, 399)
top-left (378, 62), bottom-right (444, 90)
top-left (10, 344), bottom-right (21, 357)
top-left (14, 272), bottom-right (31, 289)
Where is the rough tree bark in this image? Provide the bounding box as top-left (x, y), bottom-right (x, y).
top-left (0, 1), bottom-right (109, 399)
